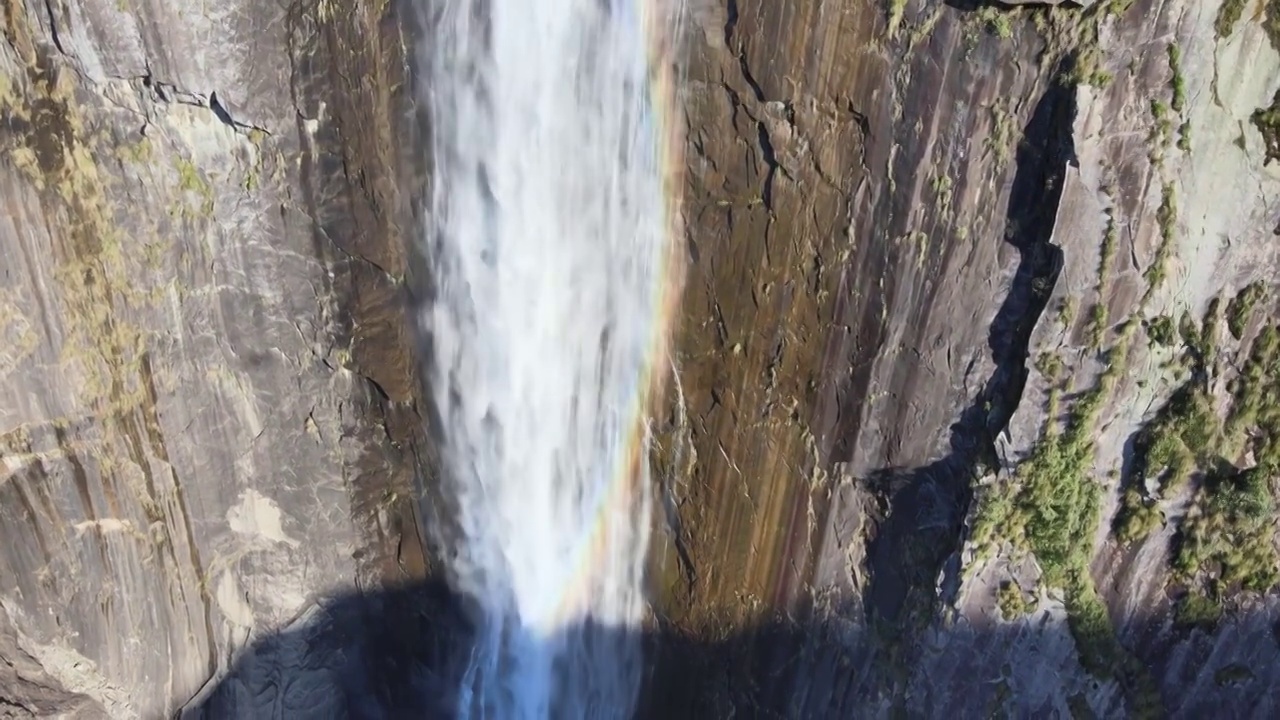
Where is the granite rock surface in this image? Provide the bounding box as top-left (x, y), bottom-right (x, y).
top-left (2, 0), bottom-right (1278, 717)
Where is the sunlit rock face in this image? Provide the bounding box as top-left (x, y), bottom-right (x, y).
top-left (0, 0), bottom-right (425, 716)
top-left (2, 0), bottom-right (1279, 718)
top-left (644, 0), bottom-right (1280, 717)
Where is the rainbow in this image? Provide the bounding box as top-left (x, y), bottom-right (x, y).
top-left (539, 0), bottom-right (688, 633)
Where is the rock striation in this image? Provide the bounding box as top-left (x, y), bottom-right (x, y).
top-left (648, 0), bottom-right (1280, 717)
top-left (0, 0), bottom-right (428, 716)
top-left (1, 0), bottom-right (1278, 717)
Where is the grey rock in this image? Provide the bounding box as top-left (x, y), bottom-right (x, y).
top-left (0, 0), bottom-right (426, 716)
top-left (4, 0), bottom-right (1280, 717)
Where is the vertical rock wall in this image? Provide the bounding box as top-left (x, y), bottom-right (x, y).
top-left (651, 0), bottom-right (1280, 717)
top-left (2, 0), bottom-right (1277, 717)
top-left (0, 0), bottom-right (428, 716)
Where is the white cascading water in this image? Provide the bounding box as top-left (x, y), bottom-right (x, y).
top-left (419, 0), bottom-right (682, 717)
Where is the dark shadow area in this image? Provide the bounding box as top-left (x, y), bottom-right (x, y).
top-left (175, 577), bottom-right (863, 719)
top-left (942, 0), bottom-right (1091, 12)
top-left (941, 0), bottom-right (1003, 12)
top-left (172, 575), bottom-right (1280, 719)
top-left (179, 580), bottom-right (471, 719)
top-left (861, 67), bottom-right (1076, 638)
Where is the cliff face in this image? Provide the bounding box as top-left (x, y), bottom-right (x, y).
top-left (0, 1), bottom-right (427, 716)
top-left (649, 0), bottom-right (1280, 717)
top-left (1, 0), bottom-right (1278, 718)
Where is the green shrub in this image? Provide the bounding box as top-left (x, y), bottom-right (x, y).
top-left (1168, 322), bottom-right (1280, 598)
top-left (1176, 467), bottom-right (1280, 595)
top-left (1145, 184), bottom-right (1177, 292)
top-left (1174, 592), bottom-right (1221, 630)
top-left (1168, 44), bottom-right (1186, 113)
top-left (1087, 304), bottom-right (1108, 349)
top-left (1115, 488), bottom-right (1162, 544)
top-left (972, 293), bottom-right (1160, 712)
top-left (1036, 352), bottom-right (1064, 381)
top-left (976, 5), bottom-right (1014, 39)
top-left (1226, 282), bottom-right (1265, 339)
top-left (1253, 89), bottom-right (1280, 165)
top-left (1148, 315), bottom-right (1175, 346)
top-left (1066, 583), bottom-right (1119, 676)
top-left (1216, 0), bottom-right (1247, 37)
top-left (997, 581), bottom-right (1028, 619)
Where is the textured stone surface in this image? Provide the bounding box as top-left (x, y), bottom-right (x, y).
top-left (3, 0), bottom-right (1279, 717)
top-left (0, 0), bottom-right (427, 716)
top-left (649, 0), bottom-right (1280, 716)
top-left (653, 0), bottom-right (1054, 631)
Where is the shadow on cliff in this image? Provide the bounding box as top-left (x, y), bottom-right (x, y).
top-left (173, 577), bottom-right (879, 719)
top-left (170, 575), bottom-right (1280, 719)
top-left (861, 68), bottom-right (1076, 633)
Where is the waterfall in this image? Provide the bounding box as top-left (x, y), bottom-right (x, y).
top-left (417, 0), bottom-right (683, 716)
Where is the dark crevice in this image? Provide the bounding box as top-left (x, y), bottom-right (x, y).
top-left (737, 55), bottom-right (766, 104)
top-left (42, 0), bottom-right (65, 55)
top-left (208, 91), bottom-right (237, 128)
top-left (724, 0), bottom-right (738, 48)
top-left (722, 2), bottom-right (766, 106)
top-left (658, 470), bottom-right (698, 602)
top-left (722, 80), bottom-right (741, 129)
top-left (713, 301), bottom-right (729, 347)
top-left (756, 122), bottom-right (778, 211)
top-left (135, 72), bottom-right (270, 134)
top-left (688, 133), bottom-right (718, 175)
top-left (140, 71), bottom-right (170, 102)
top-left (361, 374), bottom-right (392, 403)
top-left (859, 67), bottom-right (1077, 681)
top-left (205, 91), bottom-right (269, 134)
top-left (208, 91), bottom-right (269, 134)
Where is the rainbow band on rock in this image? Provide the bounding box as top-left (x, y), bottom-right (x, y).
top-left (538, 0), bottom-right (687, 634)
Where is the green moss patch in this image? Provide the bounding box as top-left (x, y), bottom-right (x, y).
top-left (1253, 89), bottom-right (1280, 165)
top-left (1226, 283), bottom-right (1266, 339)
top-left (997, 581), bottom-right (1028, 619)
top-left (1087, 215), bottom-right (1118, 351)
top-left (1216, 0), bottom-right (1247, 37)
top-left (1168, 44), bottom-right (1186, 113)
top-left (1147, 316), bottom-right (1175, 346)
top-left (1143, 183), bottom-right (1177, 297)
top-left (1174, 592), bottom-right (1222, 630)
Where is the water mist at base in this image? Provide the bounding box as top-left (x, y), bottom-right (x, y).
top-left (418, 1), bottom-right (682, 717)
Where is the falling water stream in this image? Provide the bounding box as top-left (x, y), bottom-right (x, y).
top-left (420, 0), bottom-right (683, 717)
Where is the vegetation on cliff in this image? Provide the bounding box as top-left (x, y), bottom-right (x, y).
top-left (971, 313), bottom-right (1160, 713)
top-left (1216, 0), bottom-right (1249, 37)
top-left (1086, 214), bottom-right (1118, 350)
top-left (996, 581), bottom-right (1028, 619)
top-left (1113, 286), bottom-right (1280, 627)
top-left (1255, 90), bottom-right (1280, 164)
